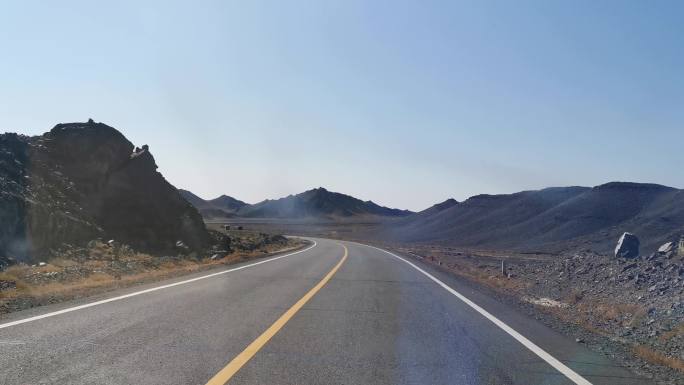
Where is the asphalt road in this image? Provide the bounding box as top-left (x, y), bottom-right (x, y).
top-left (0, 238), bottom-right (648, 385)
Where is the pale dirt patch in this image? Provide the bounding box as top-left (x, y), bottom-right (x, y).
top-left (523, 296), bottom-right (568, 308)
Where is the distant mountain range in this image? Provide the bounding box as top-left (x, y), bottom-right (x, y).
top-left (180, 187), bottom-right (412, 219)
top-left (18, 122), bottom-right (681, 261)
top-left (179, 190), bottom-right (248, 219)
top-left (382, 182), bottom-right (684, 255)
top-left (181, 182), bottom-right (684, 255)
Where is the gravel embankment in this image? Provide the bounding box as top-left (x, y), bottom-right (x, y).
top-left (396, 245), bottom-right (684, 384)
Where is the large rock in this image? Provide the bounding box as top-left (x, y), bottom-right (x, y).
top-left (614, 232), bottom-right (640, 259)
top-left (0, 120), bottom-right (209, 262)
top-left (658, 241), bottom-right (675, 256)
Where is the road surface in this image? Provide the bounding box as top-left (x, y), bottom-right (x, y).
top-left (0, 238), bottom-right (648, 384)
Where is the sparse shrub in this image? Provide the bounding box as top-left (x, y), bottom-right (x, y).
top-left (659, 323), bottom-right (684, 342)
top-left (627, 306), bottom-right (648, 327)
top-left (48, 258), bottom-right (78, 268)
top-left (84, 273), bottom-right (113, 283)
top-left (586, 302), bottom-right (645, 323)
top-left (0, 233), bottom-right (298, 315)
top-left (633, 345), bottom-right (684, 372)
top-left (565, 289), bottom-right (583, 304)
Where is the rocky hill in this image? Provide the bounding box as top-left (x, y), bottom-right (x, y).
top-left (237, 187), bottom-right (412, 219)
top-left (408, 198), bottom-right (459, 219)
top-left (178, 189), bottom-right (213, 210)
top-left (210, 195), bottom-right (248, 212)
top-left (183, 187), bottom-right (412, 219)
top-left (178, 190), bottom-right (247, 219)
top-left (0, 120), bottom-right (209, 263)
top-left (382, 182), bottom-right (684, 255)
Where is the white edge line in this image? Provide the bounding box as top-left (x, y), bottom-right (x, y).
top-left (358, 242), bottom-right (592, 385)
top-left (0, 240), bottom-right (317, 330)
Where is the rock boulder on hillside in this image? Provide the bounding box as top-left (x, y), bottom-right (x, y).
top-left (614, 232), bottom-right (640, 259)
top-left (657, 241), bottom-right (675, 256)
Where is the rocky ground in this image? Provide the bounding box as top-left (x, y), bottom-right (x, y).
top-left (0, 230), bottom-right (304, 315)
top-left (390, 243), bottom-right (684, 384)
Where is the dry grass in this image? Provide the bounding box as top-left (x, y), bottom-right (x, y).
top-left (660, 323), bottom-right (684, 342)
top-left (531, 301), bottom-right (611, 336)
top-left (399, 251), bottom-right (537, 302)
top-left (4, 265), bottom-right (28, 277)
top-left (0, 272), bottom-right (19, 282)
top-left (633, 345), bottom-right (684, 372)
top-left (0, 239), bottom-right (305, 313)
top-left (563, 289), bottom-right (583, 304)
top-left (427, 257), bottom-right (529, 293)
top-left (543, 301), bottom-right (651, 339)
top-left (49, 258), bottom-right (79, 268)
top-left (0, 271), bottom-right (29, 299)
top-left (573, 301), bottom-right (647, 327)
top-left (21, 268), bottom-right (193, 300)
top-left (88, 243), bottom-right (114, 260)
top-left (599, 303), bottom-right (645, 323)
top-left (457, 266), bottom-right (509, 289)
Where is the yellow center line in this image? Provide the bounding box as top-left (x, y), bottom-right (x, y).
top-left (205, 243), bottom-right (349, 385)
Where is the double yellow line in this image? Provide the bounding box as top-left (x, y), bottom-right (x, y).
top-left (206, 243), bottom-right (348, 385)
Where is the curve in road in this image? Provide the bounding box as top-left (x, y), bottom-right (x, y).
top-left (0, 237), bottom-right (649, 385)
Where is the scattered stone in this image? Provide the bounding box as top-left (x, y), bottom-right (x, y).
top-left (622, 262), bottom-right (637, 272)
top-left (614, 232), bottom-right (640, 259)
top-left (0, 280), bottom-right (16, 291)
top-left (403, 239), bottom-right (684, 382)
top-left (38, 262), bottom-right (46, 267)
top-left (210, 254), bottom-right (222, 261)
top-left (658, 242), bottom-right (674, 255)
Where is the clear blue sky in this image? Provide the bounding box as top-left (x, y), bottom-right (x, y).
top-left (1, 1), bottom-right (682, 211)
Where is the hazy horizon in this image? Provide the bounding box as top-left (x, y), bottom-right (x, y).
top-left (2, 1), bottom-right (683, 211)
top-left (181, 180), bottom-right (684, 212)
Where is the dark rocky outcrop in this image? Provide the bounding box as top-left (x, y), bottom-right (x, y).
top-left (614, 232), bottom-right (640, 259)
top-left (0, 120), bottom-right (209, 262)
